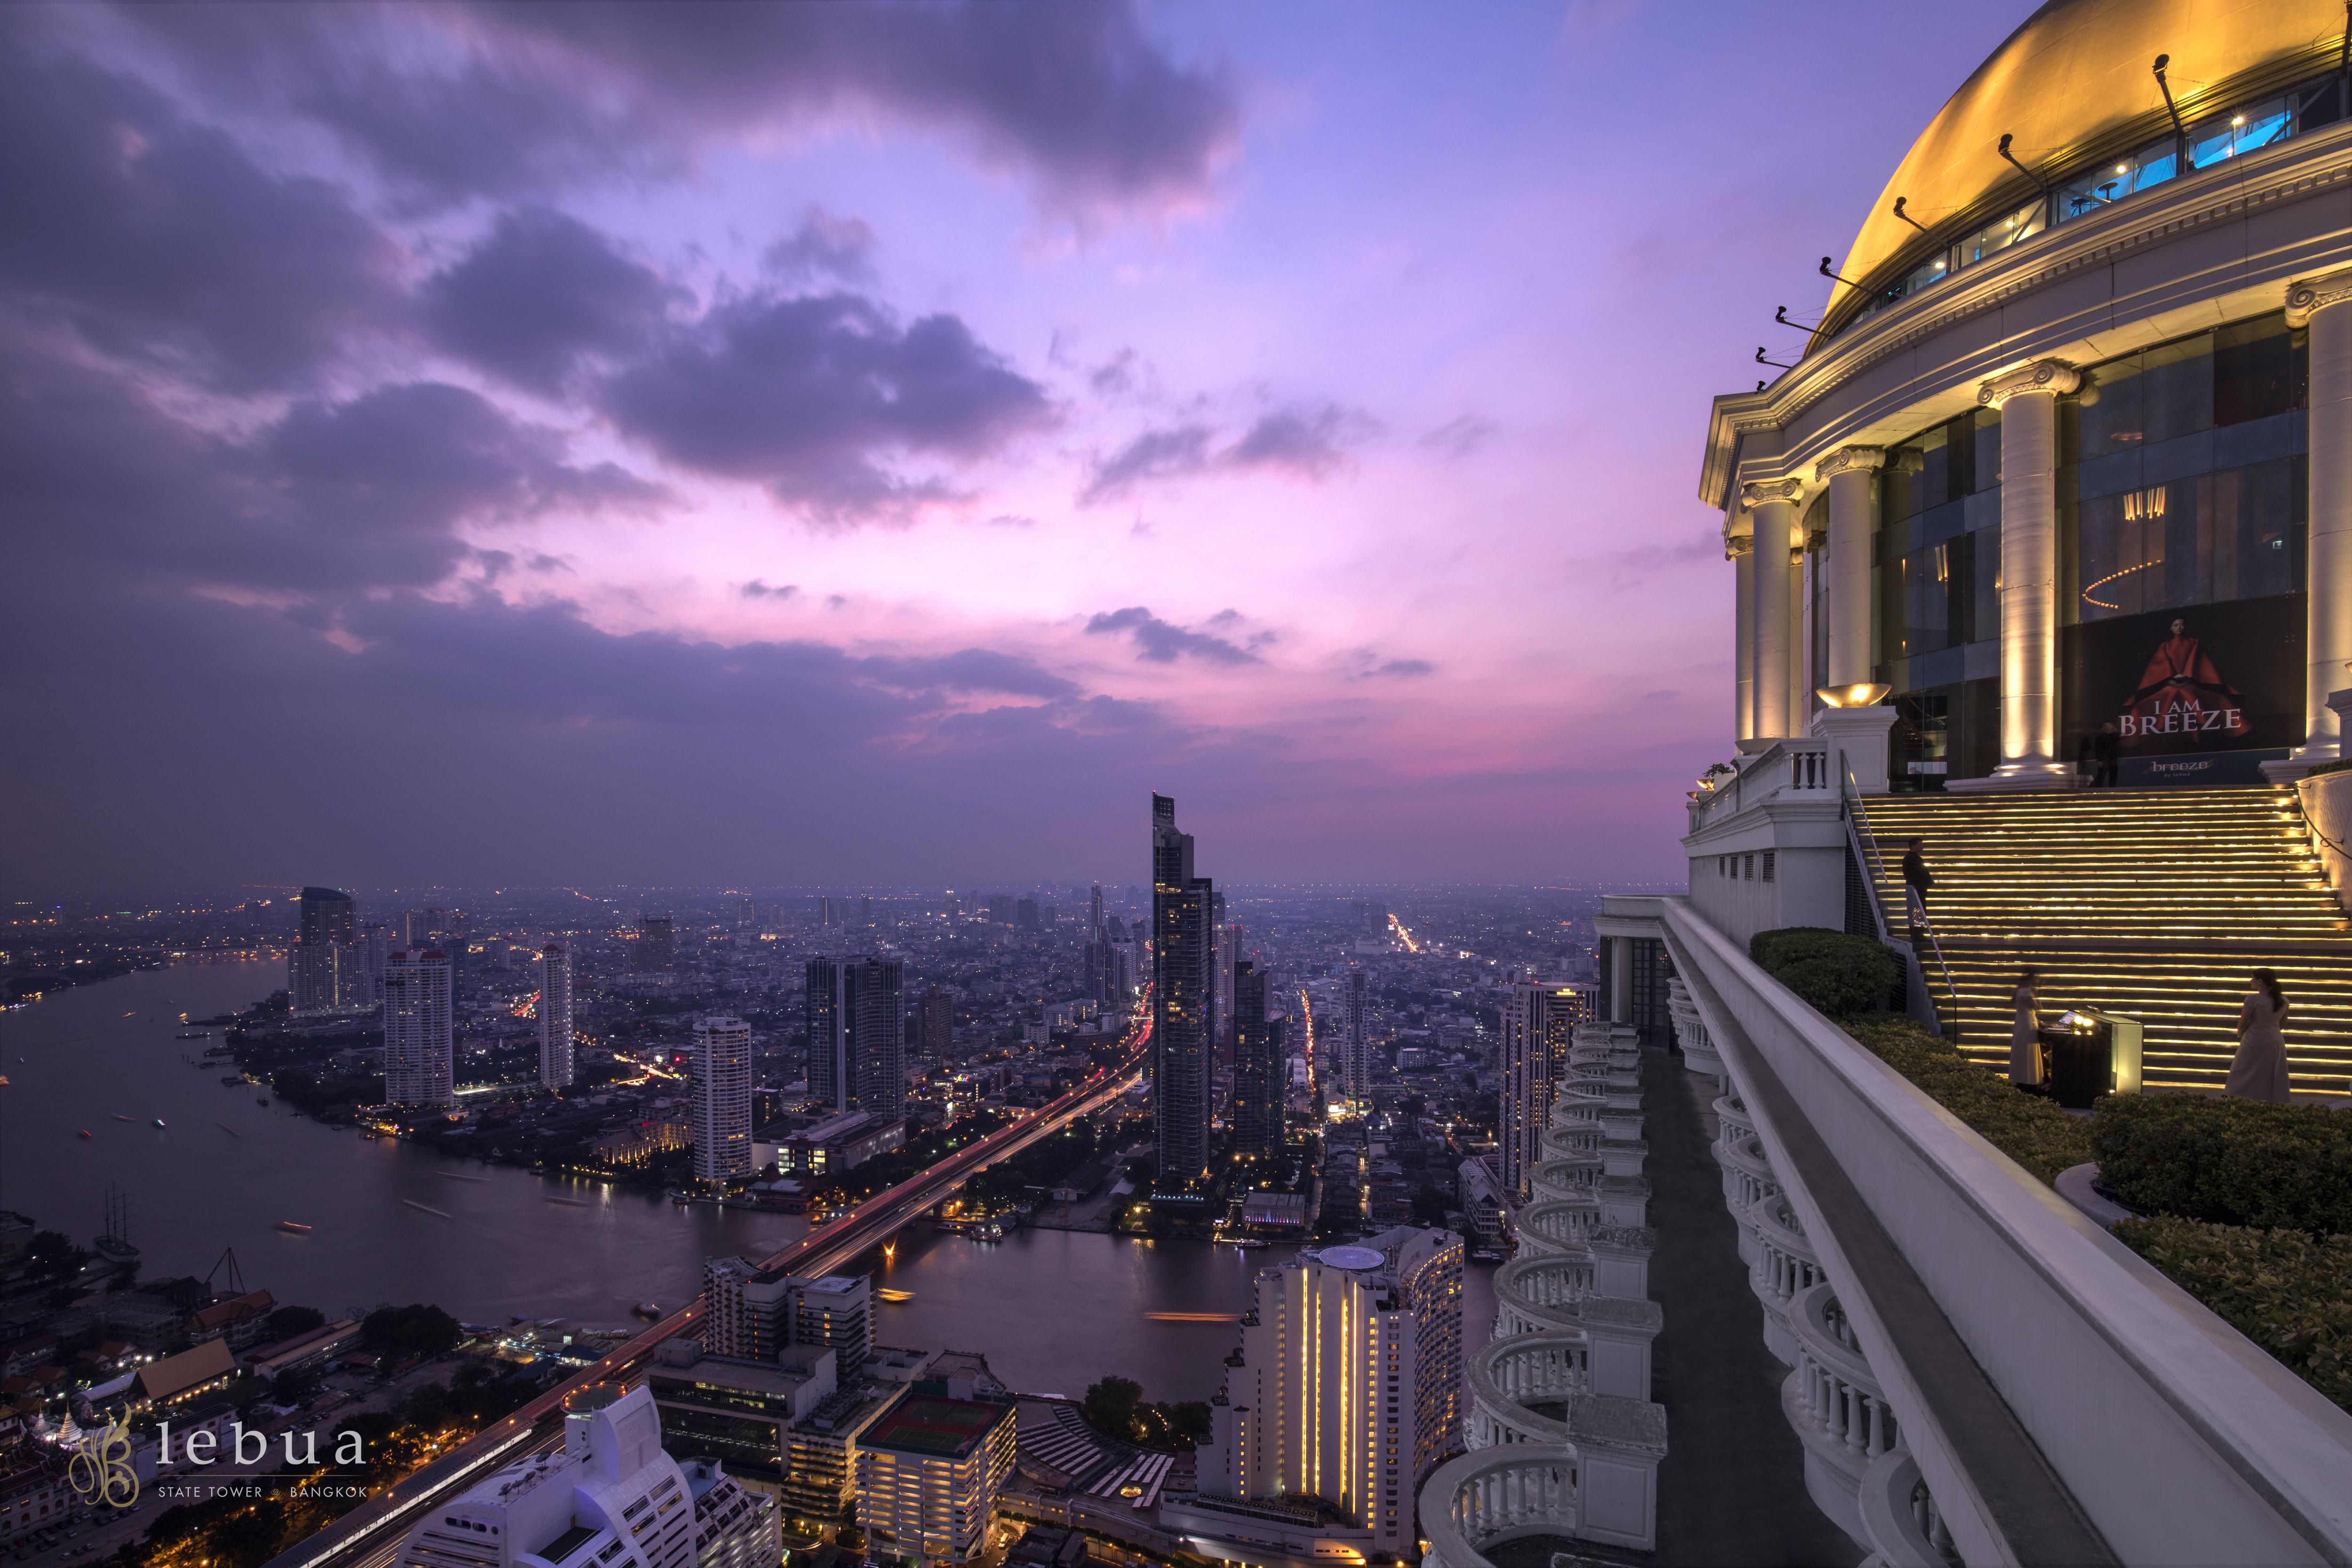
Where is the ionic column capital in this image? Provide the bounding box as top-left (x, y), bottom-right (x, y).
top-left (2285, 266), bottom-right (2352, 327)
top-left (1813, 446), bottom-right (1884, 482)
top-left (1738, 478), bottom-right (1804, 511)
top-left (1724, 535), bottom-right (1754, 560)
top-left (1977, 359), bottom-right (2081, 407)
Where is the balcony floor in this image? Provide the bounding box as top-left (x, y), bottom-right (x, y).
top-left (1644, 1044), bottom-right (1861, 1568)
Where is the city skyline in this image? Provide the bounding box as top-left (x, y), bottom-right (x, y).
top-left (0, 2), bottom-right (2024, 897)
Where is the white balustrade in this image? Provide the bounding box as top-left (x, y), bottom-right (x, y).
top-left (1750, 1191), bottom-right (1821, 1365)
top-left (1856, 1450), bottom-right (1962, 1568)
top-left (1494, 1253), bottom-right (1595, 1338)
top-left (1417, 1449), bottom-right (1581, 1568)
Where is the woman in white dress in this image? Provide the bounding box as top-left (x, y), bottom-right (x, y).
top-left (2225, 971), bottom-right (2292, 1103)
top-left (2008, 970), bottom-right (2042, 1089)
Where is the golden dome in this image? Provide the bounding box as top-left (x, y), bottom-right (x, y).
top-left (1829, 0), bottom-right (2344, 328)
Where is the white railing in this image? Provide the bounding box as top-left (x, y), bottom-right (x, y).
top-left (1531, 1156), bottom-right (1602, 1201)
top-left (1467, 1335), bottom-right (1589, 1448)
top-left (1517, 1198), bottom-right (1600, 1257)
top-left (1790, 1282), bottom-right (1901, 1465)
top-left (1690, 737), bottom-right (1835, 830)
top-left (1857, 1450), bottom-right (1962, 1568)
top-left (1541, 1122), bottom-right (1600, 1161)
top-left (1843, 763), bottom-right (1958, 1036)
top-left (1418, 1449), bottom-right (1580, 1568)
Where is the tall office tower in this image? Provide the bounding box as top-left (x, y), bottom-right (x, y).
top-left (691, 1015), bottom-right (754, 1185)
top-left (1217, 915), bottom-right (1243, 1060)
top-left (1498, 979), bottom-right (1597, 1202)
top-left (382, 950), bottom-right (454, 1108)
top-left (944, 890), bottom-right (961, 921)
top-left (843, 957), bottom-right (906, 1123)
top-left (1016, 897), bottom-right (1039, 932)
top-left (1151, 792), bottom-right (1213, 1188)
top-left (361, 923), bottom-right (391, 1005)
top-left (634, 914), bottom-right (675, 973)
top-left (1338, 969), bottom-right (1371, 1102)
top-left (859, 895), bottom-right (872, 926)
top-left (1194, 1228), bottom-right (1464, 1556)
top-left (538, 942), bottom-right (575, 1091)
top-left (916, 988), bottom-right (954, 1065)
top-left (1231, 961), bottom-right (1283, 1156)
top-left (1090, 883), bottom-right (1104, 937)
top-left (806, 956), bottom-right (844, 1111)
top-left (292, 886), bottom-right (359, 1013)
top-left (425, 906), bottom-right (449, 942)
top-left (393, 1382), bottom-right (777, 1568)
top-left (818, 896), bottom-right (835, 928)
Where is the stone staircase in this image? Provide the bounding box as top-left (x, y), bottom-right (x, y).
top-left (1853, 787), bottom-right (2352, 1099)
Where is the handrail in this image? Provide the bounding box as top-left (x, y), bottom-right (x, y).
top-left (1843, 763), bottom-right (1959, 1038)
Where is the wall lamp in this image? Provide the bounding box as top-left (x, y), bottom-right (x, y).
top-left (1998, 134), bottom-right (2050, 200)
top-left (1891, 197), bottom-right (1930, 234)
top-left (1814, 684), bottom-right (1892, 708)
top-left (1756, 346), bottom-right (1795, 371)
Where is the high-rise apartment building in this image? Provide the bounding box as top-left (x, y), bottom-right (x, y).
top-left (1215, 897), bottom-right (1239, 1061)
top-left (1337, 969), bottom-right (1371, 1103)
top-left (292, 886), bottom-right (361, 1013)
top-left (635, 914), bottom-right (675, 973)
top-left (806, 955), bottom-right (842, 1110)
top-left (691, 1015), bottom-right (754, 1186)
top-left (856, 1383), bottom-right (1017, 1567)
top-left (1151, 793), bottom-right (1213, 1189)
top-left (1231, 961), bottom-right (1283, 1156)
top-left (916, 989), bottom-right (954, 1065)
top-left (538, 942), bottom-right (575, 1091)
top-left (1192, 1227), bottom-right (1463, 1557)
top-left (393, 1382), bottom-right (776, 1568)
top-left (1498, 978), bottom-right (1597, 1202)
top-left (361, 923), bottom-right (390, 1005)
top-left (703, 1258), bottom-right (874, 1368)
top-left (805, 957), bottom-right (903, 1120)
top-left (382, 949), bottom-right (453, 1108)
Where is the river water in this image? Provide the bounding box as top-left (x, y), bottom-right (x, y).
top-left (0, 961), bottom-right (1490, 1403)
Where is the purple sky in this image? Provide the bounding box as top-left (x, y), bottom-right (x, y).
top-left (0, 1), bottom-right (2023, 895)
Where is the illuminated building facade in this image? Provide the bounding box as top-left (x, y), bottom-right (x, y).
top-left (916, 987), bottom-right (954, 1065)
top-left (807, 955), bottom-right (905, 1120)
top-left (855, 1384), bottom-right (1017, 1566)
top-left (1498, 979), bottom-right (1596, 1202)
top-left (691, 1015), bottom-right (754, 1185)
top-left (381, 949), bottom-right (453, 1108)
top-left (1192, 1227), bottom-right (1463, 1559)
top-left (538, 941), bottom-right (574, 1090)
top-left (1231, 960), bottom-right (1284, 1156)
top-left (1336, 969), bottom-right (1370, 1104)
top-left (292, 886), bottom-right (364, 1014)
top-left (1151, 792), bottom-right (1214, 1187)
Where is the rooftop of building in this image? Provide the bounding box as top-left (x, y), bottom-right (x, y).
top-left (863, 1389), bottom-right (1011, 1461)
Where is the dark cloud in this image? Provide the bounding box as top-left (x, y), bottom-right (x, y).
top-left (765, 207), bottom-right (878, 285)
top-left (1078, 405), bottom-right (1368, 504)
top-left (1365, 659), bottom-right (1435, 679)
top-left (739, 580), bottom-right (797, 600)
top-left (420, 207), bottom-right (680, 393)
top-left (1420, 414), bottom-right (1497, 461)
top-left (113, 1), bottom-right (1239, 217)
top-left (1085, 606), bottom-right (1259, 666)
top-left (0, 42), bottom-right (401, 390)
top-left (601, 291), bottom-right (1054, 521)
top-left (1078, 423), bottom-right (1213, 504)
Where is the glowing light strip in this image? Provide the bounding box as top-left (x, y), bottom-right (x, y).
top-left (2079, 559), bottom-right (2155, 611)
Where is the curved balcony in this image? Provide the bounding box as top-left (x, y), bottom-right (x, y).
top-left (1416, 1447), bottom-right (1579, 1568)
top-left (1518, 1197), bottom-right (1601, 1258)
top-left (1530, 1155), bottom-right (1603, 1202)
top-left (1856, 1449), bottom-right (1963, 1568)
top-left (1714, 1092), bottom-right (1755, 1143)
top-left (1749, 1191), bottom-right (1822, 1365)
top-left (1784, 1281), bottom-right (1900, 1547)
top-left (1715, 1132), bottom-right (1777, 1261)
top-left (1494, 1251), bottom-right (1594, 1337)
top-left (1667, 976), bottom-right (1724, 1077)
top-left (1541, 1121), bottom-right (1600, 1162)
top-left (1467, 1333), bottom-right (1588, 1449)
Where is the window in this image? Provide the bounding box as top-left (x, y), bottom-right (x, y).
top-left (1954, 199), bottom-right (2044, 268)
top-left (1762, 851), bottom-right (1776, 883)
top-left (2189, 95), bottom-right (2292, 170)
top-left (1742, 854), bottom-right (1755, 880)
top-left (2057, 134), bottom-right (2177, 220)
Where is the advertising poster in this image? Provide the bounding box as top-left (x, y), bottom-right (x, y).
top-left (2059, 592), bottom-right (2304, 783)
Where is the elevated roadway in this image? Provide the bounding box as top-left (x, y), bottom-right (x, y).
top-left (264, 1012), bottom-right (1151, 1568)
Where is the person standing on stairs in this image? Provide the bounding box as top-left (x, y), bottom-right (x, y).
top-left (2009, 971), bottom-right (2043, 1090)
top-left (2225, 971), bottom-right (2292, 1103)
top-left (1902, 839), bottom-right (1934, 932)
top-left (2092, 721), bottom-right (2121, 788)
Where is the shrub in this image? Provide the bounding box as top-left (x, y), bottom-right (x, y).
top-left (1750, 927), bottom-right (1903, 1017)
top-left (2114, 1216), bottom-right (2352, 1411)
top-left (1842, 1015), bottom-right (2093, 1185)
top-left (2091, 1095), bottom-right (2352, 1237)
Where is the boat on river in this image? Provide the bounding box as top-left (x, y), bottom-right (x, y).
top-left (77, 1129), bottom-right (92, 1140)
top-left (277, 1220), bottom-right (312, 1234)
top-left (632, 1302), bottom-right (661, 1319)
top-left (174, 1031), bottom-right (208, 1040)
top-left (151, 1118), bottom-right (166, 1129)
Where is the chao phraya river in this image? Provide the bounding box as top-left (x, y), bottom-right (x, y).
top-left (0, 959), bottom-right (1492, 1401)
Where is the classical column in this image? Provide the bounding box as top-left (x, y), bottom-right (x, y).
top-left (2277, 269), bottom-right (2352, 777)
top-left (1743, 479), bottom-right (1803, 741)
top-left (1729, 532), bottom-right (1756, 743)
top-left (1787, 536), bottom-right (1809, 735)
top-left (1967, 360), bottom-right (2080, 790)
top-left (1816, 447), bottom-right (1884, 688)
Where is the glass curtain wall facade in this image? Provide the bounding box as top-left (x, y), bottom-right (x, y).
top-left (1874, 406), bottom-right (2003, 788)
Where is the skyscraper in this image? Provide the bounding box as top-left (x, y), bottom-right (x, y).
top-left (634, 914), bottom-right (675, 973)
top-left (1213, 892), bottom-right (1237, 1061)
top-left (382, 949), bottom-right (453, 1108)
top-left (292, 886), bottom-right (359, 1013)
top-left (1152, 792), bottom-right (1213, 1188)
top-left (1192, 1227), bottom-right (1463, 1556)
top-left (1499, 979), bottom-right (1597, 1202)
top-left (916, 988), bottom-right (954, 1065)
top-left (843, 957), bottom-right (906, 1124)
top-left (805, 957), bottom-right (903, 1121)
top-left (538, 942), bottom-right (575, 1091)
top-left (691, 1015), bottom-right (754, 1185)
top-left (1337, 969), bottom-right (1371, 1103)
top-left (1089, 882), bottom-right (1104, 937)
top-left (1231, 960), bottom-right (1283, 1156)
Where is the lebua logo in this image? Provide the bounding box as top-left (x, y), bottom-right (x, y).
top-left (67, 1414), bottom-right (137, 1510)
